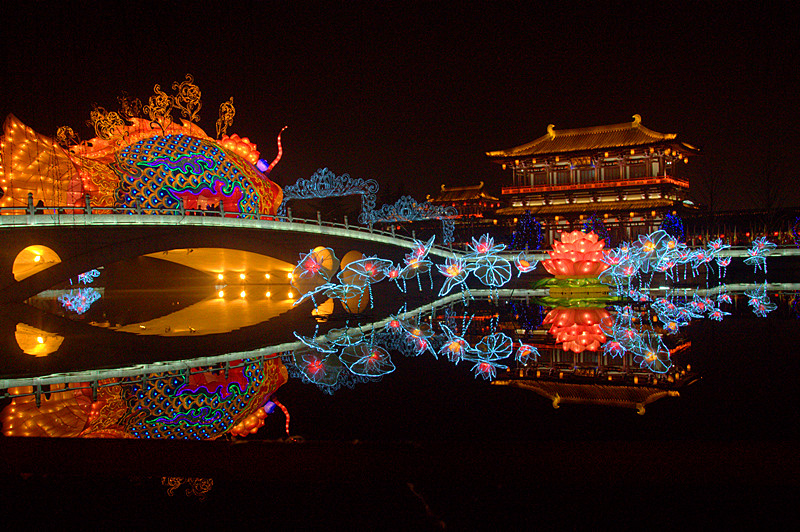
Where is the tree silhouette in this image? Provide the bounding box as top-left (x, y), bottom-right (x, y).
top-left (511, 210), bottom-right (543, 250)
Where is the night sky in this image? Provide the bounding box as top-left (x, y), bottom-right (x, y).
top-left (2, 2), bottom-right (798, 210)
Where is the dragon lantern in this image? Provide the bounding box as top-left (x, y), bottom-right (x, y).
top-left (0, 75), bottom-right (284, 216)
top-left (1, 358), bottom-right (288, 440)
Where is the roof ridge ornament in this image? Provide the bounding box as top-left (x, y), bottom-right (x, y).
top-left (632, 114), bottom-right (642, 126)
top-left (547, 124), bottom-right (556, 139)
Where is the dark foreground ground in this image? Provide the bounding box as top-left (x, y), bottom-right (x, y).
top-left (1, 437), bottom-right (798, 530)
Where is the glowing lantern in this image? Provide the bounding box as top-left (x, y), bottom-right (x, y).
top-left (543, 307), bottom-right (613, 353)
top-left (541, 230), bottom-right (610, 279)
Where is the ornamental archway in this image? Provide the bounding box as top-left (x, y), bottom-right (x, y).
top-left (277, 168), bottom-right (379, 225)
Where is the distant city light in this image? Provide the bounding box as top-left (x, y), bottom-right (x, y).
top-left (217, 273), bottom-right (224, 280)
top-left (240, 290), bottom-right (246, 298)
top-left (218, 290), bottom-right (224, 298)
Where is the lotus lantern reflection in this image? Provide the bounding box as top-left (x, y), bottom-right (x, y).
top-left (542, 230), bottom-right (609, 279)
top-left (543, 307), bottom-right (612, 353)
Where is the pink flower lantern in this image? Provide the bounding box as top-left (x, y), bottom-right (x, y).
top-left (542, 230), bottom-right (610, 279)
top-left (543, 307), bottom-right (612, 353)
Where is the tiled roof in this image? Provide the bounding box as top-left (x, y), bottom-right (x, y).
top-left (427, 182), bottom-right (499, 203)
top-left (494, 379), bottom-right (678, 411)
top-left (486, 115), bottom-right (695, 158)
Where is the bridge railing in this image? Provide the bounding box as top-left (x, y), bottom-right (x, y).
top-left (0, 195), bottom-right (462, 257)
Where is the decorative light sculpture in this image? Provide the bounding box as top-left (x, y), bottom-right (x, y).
top-left (543, 307), bottom-right (611, 353)
top-left (464, 235), bottom-right (512, 297)
top-left (634, 330), bottom-right (673, 373)
top-left (542, 230), bottom-right (609, 279)
top-left (277, 167), bottom-right (379, 223)
top-left (0, 76), bottom-right (284, 216)
top-left (339, 345), bottom-right (396, 377)
top-left (365, 195), bottom-right (458, 244)
top-left (77, 269), bottom-right (101, 284)
top-left (515, 343), bottom-right (540, 364)
top-left (58, 287), bottom-right (101, 315)
top-left (437, 323), bottom-right (471, 364)
top-left (514, 252), bottom-right (538, 277)
top-left (744, 237), bottom-right (777, 274)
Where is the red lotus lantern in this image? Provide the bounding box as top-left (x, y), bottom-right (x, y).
top-left (543, 307), bottom-right (612, 353)
top-left (542, 230), bottom-right (610, 279)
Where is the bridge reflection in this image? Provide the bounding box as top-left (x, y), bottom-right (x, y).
top-left (1, 289), bottom-right (533, 390)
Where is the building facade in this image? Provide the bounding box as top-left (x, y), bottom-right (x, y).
top-left (487, 115), bottom-right (699, 244)
top-left (426, 182), bottom-right (500, 218)
top-left (420, 182), bottom-right (503, 246)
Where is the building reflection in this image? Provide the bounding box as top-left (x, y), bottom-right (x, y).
top-left (2, 291), bottom-right (705, 439)
top-left (494, 345), bottom-right (695, 415)
top-left (494, 301), bottom-right (696, 414)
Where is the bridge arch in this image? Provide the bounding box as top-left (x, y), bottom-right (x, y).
top-left (0, 215), bottom-right (454, 303)
top-left (12, 245), bottom-right (62, 282)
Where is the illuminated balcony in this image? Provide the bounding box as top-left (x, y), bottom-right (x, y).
top-left (502, 175), bottom-right (689, 196)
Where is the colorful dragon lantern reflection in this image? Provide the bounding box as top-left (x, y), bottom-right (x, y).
top-left (542, 230), bottom-right (609, 279)
top-left (543, 307), bottom-right (612, 353)
top-left (0, 75), bottom-right (284, 215)
top-left (1, 358), bottom-right (288, 439)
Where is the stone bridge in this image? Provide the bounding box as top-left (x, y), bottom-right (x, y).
top-left (0, 212), bottom-right (459, 303)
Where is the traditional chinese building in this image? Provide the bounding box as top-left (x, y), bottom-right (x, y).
top-left (493, 343), bottom-right (695, 414)
top-left (426, 182), bottom-right (500, 218)
top-left (424, 182), bottom-right (503, 244)
top-left (486, 115), bottom-right (699, 244)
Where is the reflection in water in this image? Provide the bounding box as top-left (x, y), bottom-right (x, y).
top-left (58, 287), bottom-right (102, 315)
top-left (542, 306), bottom-right (611, 353)
top-left (744, 282), bottom-right (777, 317)
top-left (14, 323), bottom-right (64, 357)
top-left (77, 269), bottom-right (101, 284)
top-left (25, 256), bottom-right (298, 336)
top-left (111, 295), bottom-right (296, 336)
top-left (2, 230), bottom-right (794, 438)
top-left (2, 357), bottom-right (287, 439)
top-left (2, 383), bottom-right (92, 437)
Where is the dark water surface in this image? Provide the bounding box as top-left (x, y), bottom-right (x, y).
top-left (1, 256), bottom-right (799, 528)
